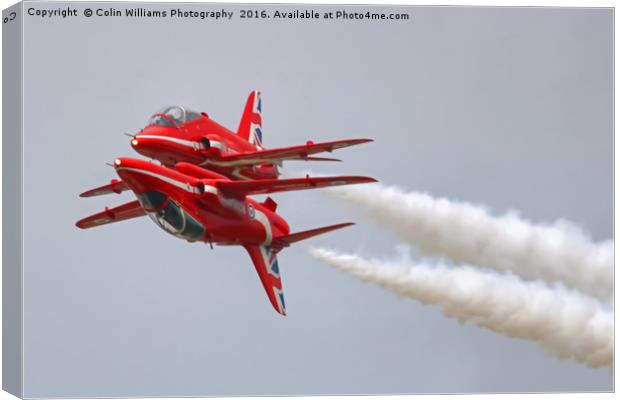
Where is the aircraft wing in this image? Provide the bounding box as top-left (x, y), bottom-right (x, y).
top-left (76, 200), bottom-right (145, 229)
top-left (206, 138), bottom-right (372, 167)
top-left (216, 175), bottom-right (376, 198)
top-left (80, 179), bottom-right (129, 197)
top-left (244, 245), bottom-right (286, 315)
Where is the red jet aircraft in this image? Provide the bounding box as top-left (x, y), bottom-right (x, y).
top-left (76, 158), bottom-right (376, 315)
top-left (128, 91), bottom-right (372, 180)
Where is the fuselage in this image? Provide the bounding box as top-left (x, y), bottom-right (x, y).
top-left (131, 112), bottom-right (279, 180)
top-left (114, 157), bottom-right (289, 245)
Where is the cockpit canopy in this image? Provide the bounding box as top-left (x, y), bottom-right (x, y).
top-left (137, 190), bottom-right (205, 241)
top-left (147, 106), bottom-right (203, 127)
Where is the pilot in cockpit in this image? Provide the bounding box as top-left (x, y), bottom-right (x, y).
top-left (147, 106), bottom-right (202, 127)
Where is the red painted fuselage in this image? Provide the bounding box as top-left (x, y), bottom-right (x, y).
top-left (132, 113), bottom-right (279, 180)
top-left (129, 93), bottom-right (371, 181)
top-left (114, 157), bottom-right (288, 246)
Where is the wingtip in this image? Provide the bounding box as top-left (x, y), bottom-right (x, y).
top-left (332, 222), bottom-right (355, 229)
top-left (335, 222), bottom-right (355, 232)
top-left (328, 222), bottom-right (355, 232)
top-left (346, 138), bottom-right (374, 145)
top-left (357, 176), bottom-right (379, 184)
top-left (306, 156), bottom-right (342, 162)
top-left (274, 303), bottom-right (287, 316)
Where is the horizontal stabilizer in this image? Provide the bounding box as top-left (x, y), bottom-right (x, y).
top-left (215, 175), bottom-right (377, 198)
top-left (76, 200), bottom-right (145, 229)
top-left (80, 179), bottom-right (129, 198)
top-left (272, 222), bottom-right (354, 249)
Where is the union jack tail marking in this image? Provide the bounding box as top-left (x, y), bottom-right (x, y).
top-left (237, 90), bottom-right (263, 149)
top-left (244, 244), bottom-right (286, 315)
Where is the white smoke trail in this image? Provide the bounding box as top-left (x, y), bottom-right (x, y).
top-left (326, 184), bottom-right (613, 301)
top-left (309, 247), bottom-right (613, 369)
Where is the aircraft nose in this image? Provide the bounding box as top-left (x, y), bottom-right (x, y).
top-left (130, 134), bottom-right (160, 157)
top-left (130, 134), bottom-right (167, 150)
top-left (113, 157), bottom-right (133, 169)
top-left (130, 133), bottom-right (149, 148)
top-left (113, 157), bottom-right (147, 169)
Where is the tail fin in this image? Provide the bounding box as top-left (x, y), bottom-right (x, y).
top-left (237, 91), bottom-right (263, 148)
top-left (272, 222), bottom-right (354, 250)
top-left (244, 244), bottom-right (286, 315)
top-left (244, 222), bottom-right (354, 315)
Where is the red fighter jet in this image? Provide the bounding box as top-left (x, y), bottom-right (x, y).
top-left (76, 158), bottom-right (376, 315)
top-left (128, 91), bottom-right (372, 180)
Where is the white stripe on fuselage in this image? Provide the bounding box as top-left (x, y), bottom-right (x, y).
top-left (116, 167), bottom-right (218, 195)
top-left (253, 208), bottom-right (272, 245)
top-left (138, 135), bottom-right (225, 151)
top-left (138, 135), bottom-right (199, 149)
top-left (138, 135), bottom-right (270, 172)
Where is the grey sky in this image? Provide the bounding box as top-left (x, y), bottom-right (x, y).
top-left (20, 3), bottom-right (612, 397)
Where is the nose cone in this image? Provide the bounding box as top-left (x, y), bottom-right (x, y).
top-left (130, 127), bottom-right (203, 166)
top-left (113, 157), bottom-right (155, 193)
top-left (130, 126), bottom-right (170, 153)
top-left (113, 157), bottom-right (143, 169)
top-left (130, 130), bottom-right (161, 158)
top-left (115, 157), bottom-right (175, 198)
